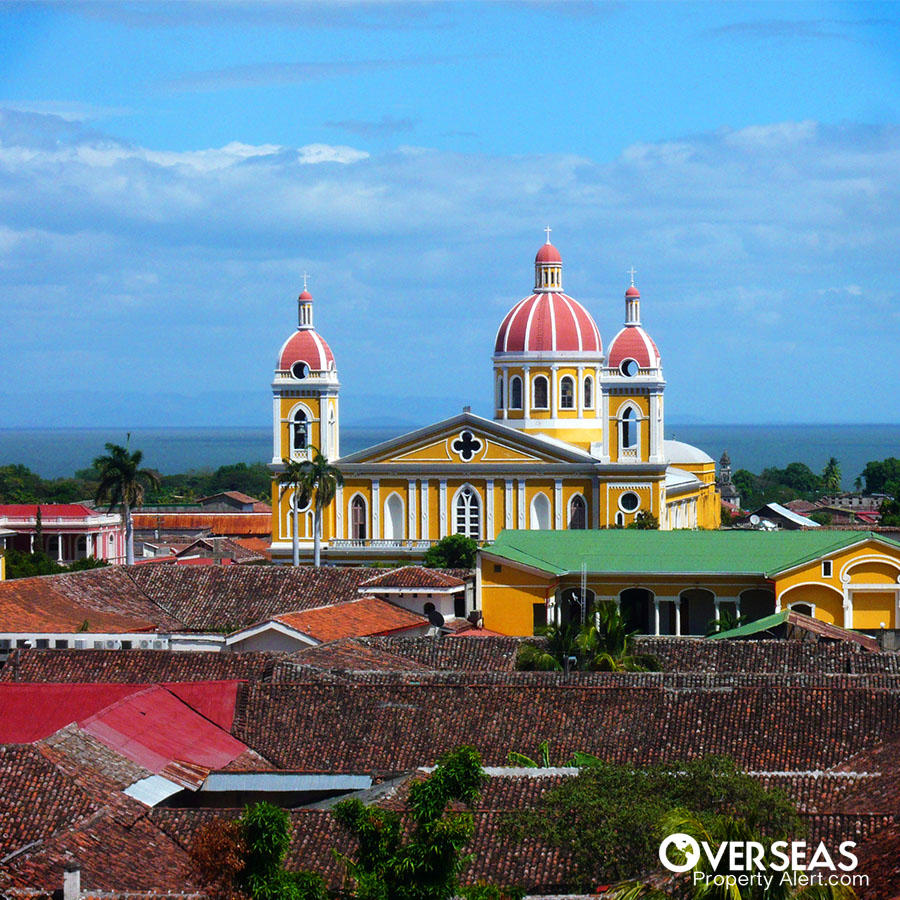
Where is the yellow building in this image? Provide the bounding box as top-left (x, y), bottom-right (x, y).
top-left (269, 237), bottom-right (720, 564)
top-left (479, 529), bottom-right (900, 636)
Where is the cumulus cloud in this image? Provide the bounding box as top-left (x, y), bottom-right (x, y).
top-left (1, 109), bottom-right (898, 425)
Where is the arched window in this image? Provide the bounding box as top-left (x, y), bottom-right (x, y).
top-left (510, 376), bottom-right (523, 410)
top-left (350, 495), bottom-right (367, 540)
top-left (497, 377), bottom-right (504, 409)
top-left (292, 409), bottom-right (308, 453)
top-left (530, 492), bottom-right (551, 530)
top-left (621, 406), bottom-right (637, 449)
top-left (583, 375), bottom-right (593, 409)
top-left (560, 376), bottom-right (574, 409)
top-left (614, 511), bottom-right (625, 527)
top-left (384, 493), bottom-right (404, 541)
top-left (455, 486), bottom-right (480, 539)
top-left (533, 375), bottom-right (549, 409)
top-left (569, 494), bottom-right (586, 529)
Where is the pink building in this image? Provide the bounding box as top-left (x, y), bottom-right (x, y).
top-left (0, 504), bottom-right (125, 564)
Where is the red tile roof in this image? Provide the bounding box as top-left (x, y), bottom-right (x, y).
top-left (274, 597), bottom-right (427, 641)
top-left (0, 648), bottom-right (280, 683)
top-left (358, 566), bottom-right (467, 590)
top-left (0, 504), bottom-right (99, 518)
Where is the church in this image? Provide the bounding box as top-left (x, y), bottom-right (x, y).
top-left (268, 235), bottom-right (721, 564)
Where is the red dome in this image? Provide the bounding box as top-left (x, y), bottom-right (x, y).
top-left (278, 329), bottom-right (335, 372)
top-left (625, 285), bottom-right (640, 298)
top-left (606, 326), bottom-right (660, 369)
top-left (494, 293), bottom-right (602, 355)
top-left (535, 242), bottom-right (562, 264)
top-left (298, 290), bottom-right (313, 300)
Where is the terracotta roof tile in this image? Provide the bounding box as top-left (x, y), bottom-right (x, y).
top-left (358, 566), bottom-right (468, 590)
top-left (274, 598), bottom-right (427, 641)
top-left (131, 512), bottom-right (271, 535)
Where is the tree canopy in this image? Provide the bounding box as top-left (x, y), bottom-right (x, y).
top-left (423, 533), bottom-right (477, 569)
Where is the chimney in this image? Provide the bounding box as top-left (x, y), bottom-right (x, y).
top-left (63, 863), bottom-right (81, 900)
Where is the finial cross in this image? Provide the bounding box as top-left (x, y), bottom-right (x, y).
top-left (628, 265), bottom-right (637, 286)
top-left (302, 272), bottom-right (309, 291)
top-left (544, 225), bottom-right (552, 244)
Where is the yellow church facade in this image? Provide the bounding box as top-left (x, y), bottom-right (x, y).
top-left (268, 237), bottom-right (720, 564)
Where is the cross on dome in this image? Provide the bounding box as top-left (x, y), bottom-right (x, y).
top-left (628, 265), bottom-right (637, 286)
top-left (302, 272), bottom-right (310, 291)
top-left (544, 226), bottom-right (552, 244)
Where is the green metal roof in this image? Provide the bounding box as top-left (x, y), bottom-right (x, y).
top-left (484, 529), bottom-right (900, 578)
top-left (707, 611), bottom-right (789, 639)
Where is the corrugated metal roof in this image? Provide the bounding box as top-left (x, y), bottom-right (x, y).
top-left (484, 529), bottom-right (900, 577)
top-left (123, 774), bottom-right (183, 806)
top-left (710, 610), bottom-right (881, 651)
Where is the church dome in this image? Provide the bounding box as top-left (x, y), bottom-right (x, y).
top-left (535, 242), bottom-right (562, 264)
top-left (494, 292), bottom-right (602, 354)
top-left (278, 328), bottom-right (335, 372)
top-left (606, 325), bottom-right (660, 369)
top-left (495, 236), bottom-right (602, 356)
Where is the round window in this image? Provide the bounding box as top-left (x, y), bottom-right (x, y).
top-left (619, 491), bottom-right (640, 513)
top-left (291, 361), bottom-right (311, 379)
top-left (291, 490), bottom-right (311, 512)
top-left (620, 359), bottom-right (639, 377)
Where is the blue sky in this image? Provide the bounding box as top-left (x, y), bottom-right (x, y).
top-left (2, 1), bottom-right (899, 428)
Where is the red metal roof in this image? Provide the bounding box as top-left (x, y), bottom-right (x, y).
top-left (0, 684), bottom-right (145, 743)
top-left (80, 684), bottom-right (248, 774)
top-left (131, 512), bottom-right (271, 536)
top-left (277, 328), bottom-right (335, 371)
top-left (0, 504), bottom-right (99, 518)
top-left (164, 680), bottom-right (242, 731)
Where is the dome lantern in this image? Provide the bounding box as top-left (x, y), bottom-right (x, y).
top-left (534, 226), bottom-right (563, 292)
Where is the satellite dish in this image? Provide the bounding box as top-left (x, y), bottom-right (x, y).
top-left (750, 515), bottom-right (760, 526)
top-left (427, 609), bottom-right (445, 629)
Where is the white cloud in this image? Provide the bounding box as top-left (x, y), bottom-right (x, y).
top-left (1, 110), bottom-right (898, 424)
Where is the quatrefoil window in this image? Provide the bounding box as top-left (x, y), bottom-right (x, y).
top-left (451, 430), bottom-right (482, 462)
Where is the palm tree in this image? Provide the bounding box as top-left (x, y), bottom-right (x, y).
top-left (516, 620), bottom-right (581, 671)
top-left (277, 446), bottom-right (343, 567)
top-left (578, 603), bottom-right (659, 672)
top-left (94, 441), bottom-right (160, 565)
top-left (706, 609), bottom-right (748, 636)
top-left (609, 809), bottom-right (857, 900)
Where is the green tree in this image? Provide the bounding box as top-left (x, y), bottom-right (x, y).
top-left (502, 756), bottom-right (802, 890)
top-left (821, 457), bottom-right (842, 493)
top-left (94, 441), bottom-right (160, 565)
top-left (277, 459), bottom-right (310, 567)
top-left (577, 603), bottom-right (659, 671)
top-left (860, 458), bottom-right (900, 495)
top-left (190, 801), bottom-right (326, 900)
top-left (333, 745), bottom-right (495, 900)
top-left (516, 604), bottom-right (658, 673)
top-left (423, 533), bottom-right (477, 569)
top-left (277, 447), bottom-right (343, 567)
top-left (627, 511), bottom-right (659, 530)
top-left (610, 808), bottom-right (857, 900)
top-left (705, 609), bottom-right (747, 636)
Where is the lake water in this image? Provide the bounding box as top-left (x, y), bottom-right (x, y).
top-left (0, 424), bottom-right (898, 489)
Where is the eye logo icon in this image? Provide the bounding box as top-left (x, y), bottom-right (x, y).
top-left (659, 833), bottom-right (701, 873)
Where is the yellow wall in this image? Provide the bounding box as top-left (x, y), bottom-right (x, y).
top-left (609, 394), bottom-right (650, 462)
top-left (481, 560), bottom-right (555, 634)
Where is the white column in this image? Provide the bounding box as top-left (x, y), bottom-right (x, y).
top-left (576, 366), bottom-right (584, 415)
top-left (674, 598), bottom-right (682, 636)
top-left (335, 485), bottom-right (344, 539)
top-left (408, 479), bottom-right (417, 541)
top-left (517, 479), bottom-right (526, 528)
top-left (30, 533), bottom-right (34, 552)
top-left (714, 598), bottom-right (720, 622)
top-left (735, 596), bottom-right (741, 617)
top-left (554, 479), bottom-right (563, 529)
top-left (551, 365), bottom-right (559, 418)
top-left (601, 390), bottom-right (610, 461)
top-left (524, 366), bottom-right (531, 419)
top-left (654, 598), bottom-right (661, 636)
top-left (486, 478), bottom-right (495, 540)
top-left (421, 480), bottom-right (430, 540)
top-left (273, 396), bottom-right (281, 463)
top-left (843, 589), bottom-right (852, 629)
top-left (57, 534), bottom-right (64, 562)
top-left (503, 368), bottom-right (510, 420)
top-left (372, 480), bottom-right (380, 540)
top-left (505, 479), bottom-right (513, 530)
top-left (439, 479), bottom-right (448, 538)
top-left (649, 393), bottom-right (660, 461)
